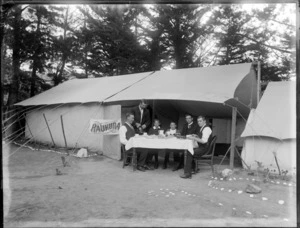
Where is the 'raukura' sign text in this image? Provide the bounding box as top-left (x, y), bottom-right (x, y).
top-left (89, 119), bottom-right (121, 134)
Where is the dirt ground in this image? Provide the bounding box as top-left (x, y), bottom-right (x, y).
top-left (3, 143), bottom-right (297, 227)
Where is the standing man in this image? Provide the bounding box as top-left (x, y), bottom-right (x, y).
top-left (173, 114), bottom-right (198, 171)
top-left (131, 99), bottom-right (152, 134)
top-left (119, 113), bottom-right (150, 172)
top-left (180, 115), bottom-right (212, 179)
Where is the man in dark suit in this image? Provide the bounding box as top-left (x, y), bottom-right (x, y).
top-left (173, 114), bottom-right (199, 171)
top-left (131, 99), bottom-right (152, 134)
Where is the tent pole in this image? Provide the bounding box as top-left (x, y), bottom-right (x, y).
top-left (230, 107), bottom-right (237, 169)
top-left (257, 61), bottom-right (261, 105)
top-left (43, 113), bottom-right (56, 149)
top-left (25, 120), bottom-right (35, 143)
top-left (60, 115), bottom-right (68, 150)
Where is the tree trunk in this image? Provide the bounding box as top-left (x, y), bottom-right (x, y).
top-left (30, 6), bottom-right (42, 97)
top-left (57, 7), bottom-right (69, 83)
top-left (6, 6), bottom-right (22, 137)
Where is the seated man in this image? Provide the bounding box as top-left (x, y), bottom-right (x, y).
top-left (163, 122), bottom-right (180, 169)
top-left (119, 113), bottom-right (150, 172)
top-left (180, 115), bottom-right (212, 179)
top-left (173, 114), bottom-right (199, 171)
top-left (147, 119), bottom-right (163, 169)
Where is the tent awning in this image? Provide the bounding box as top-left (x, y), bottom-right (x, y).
top-left (241, 81), bottom-right (296, 140)
top-left (104, 63), bottom-right (256, 105)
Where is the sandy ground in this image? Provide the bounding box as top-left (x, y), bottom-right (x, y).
top-left (3, 143), bottom-right (297, 227)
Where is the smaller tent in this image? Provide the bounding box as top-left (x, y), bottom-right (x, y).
top-left (241, 81), bottom-right (296, 174)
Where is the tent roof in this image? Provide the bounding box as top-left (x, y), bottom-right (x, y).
top-left (15, 63), bottom-right (257, 118)
top-left (241, 81), bottom-right (296, 140)
top-left (15, 72), bottom-right (152, 106)
top-left (104, 63), bottom-right (255, 104)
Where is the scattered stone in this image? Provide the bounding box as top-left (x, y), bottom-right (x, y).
top-left (214, 177), bottom-right (218, 180)
top-left (160, 188), bottom-right (163, 190)
top-left (233, 177), bottom-right (236, 180)
top-left (220, 188), bottom-right (224, 191)
top-left (220, 178), bottom-right (223, 181)
top-left (228, 189), bottom-right (232, 192)
top-left (218, 203), bottom-right (223, 206)
top-left (245, 184), bottom-right (262, 194)
top-left (288, 183), bottom-right (292, 186)
top-left (166, 195), bottom-right (169, 197)
top-left (276, 182), bottom-right (280, 184)
top-left (262, 197), bottom-right (268, 201)
top-left (238, 190), bottom-right (243, 194)
top-left (278, 200), bottom-right (285, 205)
top-left (283, 218), bottom-right (289, 221)
top-left (239, 178), bottom-right (243, 180)
top-left (56, 168), bottom-right (62, 176)
top-left (263, 215), bottom-right (268, 218)
top-left (229, 178), bottom-right (232, 181)
top-left (215, 187), bottom-right (218, 190)
top-left (283, 183), bottom-right (287, 185)
top-left (246, 211), bottom-right (252, 214)
top-left (249, 194), bottom-right (254, 198)
top-left (221, 169), bottom-right (233, 178)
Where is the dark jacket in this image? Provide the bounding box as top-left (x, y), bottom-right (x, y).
top-left (181, 122), bottom-right (198, 136)
top-left (131, 106), bottom-right (151, 132)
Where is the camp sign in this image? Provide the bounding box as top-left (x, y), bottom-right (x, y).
top-left (89, 119), bottom-right (121, 134)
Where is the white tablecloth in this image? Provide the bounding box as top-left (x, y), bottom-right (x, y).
top-left (125, 135), bottom-right (195, 155)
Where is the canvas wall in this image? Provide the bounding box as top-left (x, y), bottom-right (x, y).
top-left (25, 103), bottom-right (105, 153)
top-left (241, 137), bottom-right (296, 174)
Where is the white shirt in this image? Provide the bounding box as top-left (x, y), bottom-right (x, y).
top-left (188, 122), bottom-right (193, 128)
top-left (169, 129), bottom-right (177, 135)
top-left (139, 106), bottom-right (143, 124)
top-left (119, 122), bottom-right (134, 145)
top-left (199, 125), bottom-right (212, 143)
top-left (152, 126), bottom-right (160, 130)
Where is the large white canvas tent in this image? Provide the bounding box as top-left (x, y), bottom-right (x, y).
top-left (241, 81), bottom-right (296, 173)
top-left (15, 63), bottom-right (257, 160)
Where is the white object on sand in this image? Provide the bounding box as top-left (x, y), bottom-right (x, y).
top-left (76, 148), bottom-right (88, 157)
top-left (278, 200), bottom-right (285, 205)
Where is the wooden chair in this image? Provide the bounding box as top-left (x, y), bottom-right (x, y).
top-left (121, 144), bottom-right (134, 169)
top-left (193, 135), bottom-right (217, 175)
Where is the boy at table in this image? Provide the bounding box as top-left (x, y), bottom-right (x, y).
top-left (180, 115), bottom-right (212, 179)
top-left (147, 119), bottom-right (164, 169)
top-left (119, 113), bottom-right (151, 172)
top-left (163, 122), bottom-right (180, 169)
